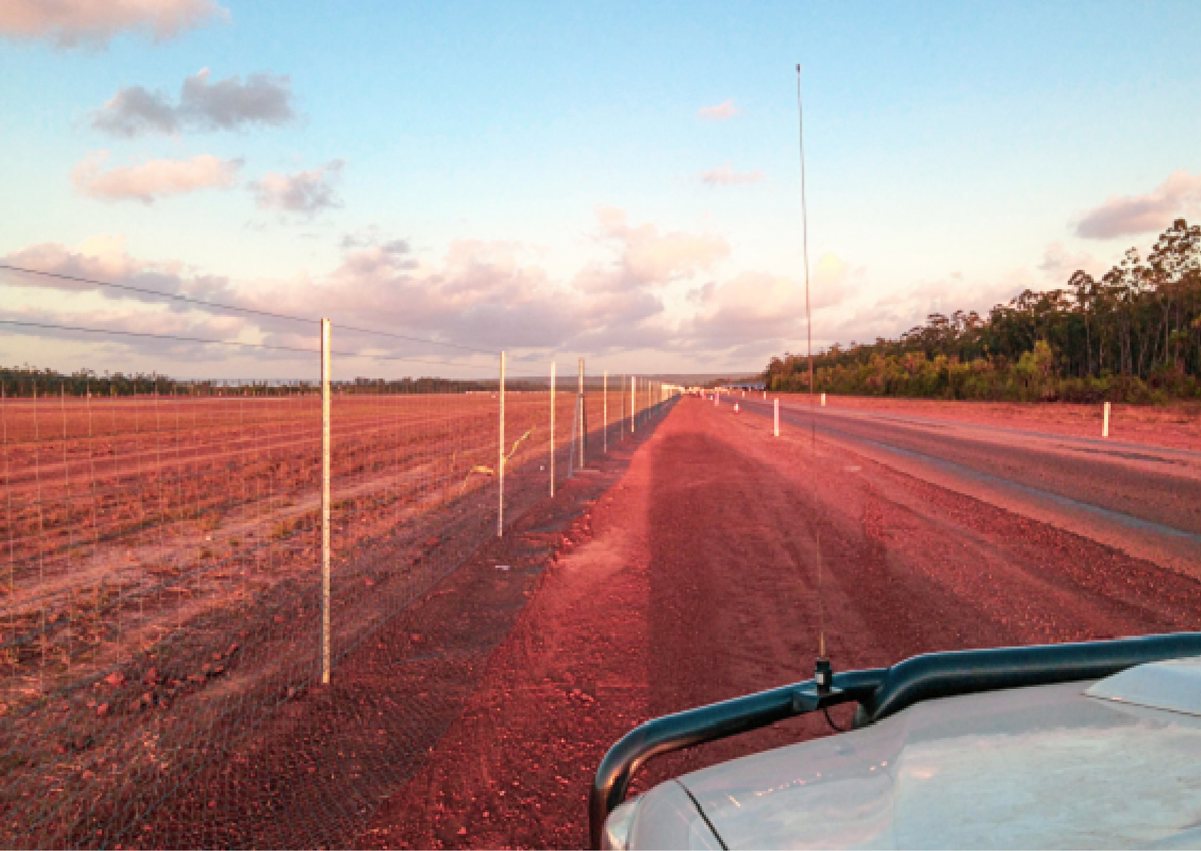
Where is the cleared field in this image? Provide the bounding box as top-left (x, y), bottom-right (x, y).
top-left (0, 384), bottom-right (644, 847)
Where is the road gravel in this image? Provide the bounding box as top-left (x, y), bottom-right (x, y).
top-left (362, 395), bottom-right (1201, 848)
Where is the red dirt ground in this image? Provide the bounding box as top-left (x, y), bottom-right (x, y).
top-left (359, 395), bottom-right (1201, 849)
top-left (0, 388), bottom-right (639, 847)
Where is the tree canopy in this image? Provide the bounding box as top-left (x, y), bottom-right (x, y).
top-left (766, 219), bottom-right (1201, 403)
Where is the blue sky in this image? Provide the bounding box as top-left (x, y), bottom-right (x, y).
top-left (2, 0), bottom-right (1200, 378)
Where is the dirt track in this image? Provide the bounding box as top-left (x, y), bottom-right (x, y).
top-left (360, 396), bottom-right (1201, 848)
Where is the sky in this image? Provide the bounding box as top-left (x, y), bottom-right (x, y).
top-left (2, 0), bottom-right (1200, 380)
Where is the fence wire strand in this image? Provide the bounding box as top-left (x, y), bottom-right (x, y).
top-left (0, 308), bottom-right (679, 847)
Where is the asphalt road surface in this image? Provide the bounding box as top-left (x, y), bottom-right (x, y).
top-left (734, 394), bottom-right (1201, 579)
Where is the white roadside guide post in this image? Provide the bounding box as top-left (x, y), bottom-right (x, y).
top-left (821, 392), bottom-right (826, 407)
top-left (320, 317), bottom-right (331, 685)
top-left (550, 361), bottom-right (556, 497)
top-left (1103, 401), bottom-right (1111, 438)
top-left (774, 397), bottom-right (780, 438)
top-left (497, 350), bottom-right (505, 537)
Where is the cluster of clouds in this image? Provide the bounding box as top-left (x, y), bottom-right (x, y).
top-left (0, 3), bottom-right (340, 218)
top-left (250, 160), bottom-right (345, 216)
top-left (3, 5), bottom-right (1198, 373)
top-left (92, 68), bottom-right (293, 136)
top-left (7, 159), bottom-right (1198, 373)
top-left (0, 236), bottom-right (253, 363)
top-left (1, 208), bottom-right (854, 370)
top-left (74, 66), bottom-right (341, 215)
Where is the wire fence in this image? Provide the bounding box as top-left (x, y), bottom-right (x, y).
top-left (0, 267), bottom-right (680, 847)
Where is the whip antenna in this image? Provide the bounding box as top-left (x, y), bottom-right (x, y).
top-left (796, 65), bottom-right (814, 419)
top-left (797, 63), bottom-right (832, 693)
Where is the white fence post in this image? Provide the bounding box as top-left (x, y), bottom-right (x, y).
top-left (1103, 401), bottom-right (1111, 438)
top-left (773, 397), bottom-right (780, 437)
top-left (550, 360), bottom-right (556, 497)
top-left (577, 357), bottom-right (585, 469)
top-left (320, 317), bottom-right (331, 685)
top-left (497, 350), bottom-right (505, 537)
top-left (603, 370), bottom-right (608, 454)
top-left (621, 374), bottom-right (626, 440)
top-left (630, 376), bottom-right (636, 433)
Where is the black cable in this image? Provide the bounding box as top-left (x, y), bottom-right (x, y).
top-left (0, 263), bottom-right (315, 327)
top-left (0, 318), bottom-right (314, 354)
top-left (0, 318), bottom-right (494, 371)
top-left (328, 349), bottom-right (493, 370)
top-left (822, 705), bottom-right (847, 733)
top-left (336, 323), bottom-right (496, 355)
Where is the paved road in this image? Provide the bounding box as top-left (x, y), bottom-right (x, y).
top-left (731, 395), bottom-right (1201, 577)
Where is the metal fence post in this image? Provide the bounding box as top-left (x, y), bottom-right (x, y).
top-left (320, 318), bottom-right (331, 685)
top-left (577, 357), bottom-right (586, 469)
top-left (498, 350), bottom-right (506, 537)
top-left (550, 360), bottom-right (556, 497)
top-left (621, 375), bottom-right (626, 440)
top-left (630, 376), bottom-right (636, 433)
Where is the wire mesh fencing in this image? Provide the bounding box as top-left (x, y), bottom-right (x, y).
top-left (0, 307), bottom-right (680, 846)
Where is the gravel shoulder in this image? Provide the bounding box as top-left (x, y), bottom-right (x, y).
top-left (361, 396), bottom-right (1201, 848)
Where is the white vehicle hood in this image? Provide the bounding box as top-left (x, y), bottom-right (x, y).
top-left (672, 658), bottom-right (1201, 849)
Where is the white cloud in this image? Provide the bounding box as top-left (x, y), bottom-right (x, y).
top-left (1075, 171), bottom-right (1201, 240)
top-left (697, 99), bottom-right (739, 121)
top-left (1, 238), bottom-right (241, 308)
top-left (586, 206), bottom-right (729, 290)
top-left (299, 239), bottom-right (587, 351)
top-left (0, 0), bottom-right (227, 47)
top-left (250, 160), bottom-right (344, 218)
top-left (179, 68), bottom-right (293, 130)
top-left (684, 253), bottom-right (851, 348)
top-left (93, 68), bottom-right (294, 136)
top-left (700, 164), bottom-right (764, 186)
top-left (825, 275), bottom-right (1026, 347)
top-left (1038, 242), bottom-right (1100, 283)
top-left (72, 152), bottom-right (241, 203)
top-left (1, 220), bottom-right (860, 376)
top-left (92, 86), bottom-right (179, 135)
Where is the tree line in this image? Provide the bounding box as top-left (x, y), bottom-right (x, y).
top-left (765, 219), bottom-right (1201, 403)
top-left (0, 367), bottom-right (490, 397)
